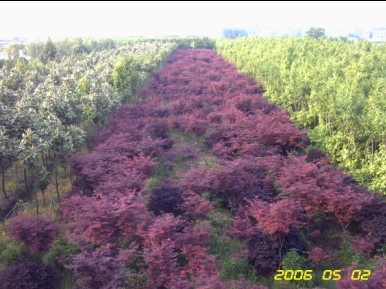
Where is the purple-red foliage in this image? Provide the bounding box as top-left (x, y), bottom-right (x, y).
top-left (147, 182), bottom-right (184, 216)
top-left (210, 158), bottom-right (277, 207)
top-left (142, 214), bottom-right (182, 247)
top-left (172, 111), bottom-right (209, 136)
top-left (351, 235), bottom-right (379, 255)
top-left (143, 238), bottom-right (185, 289)
top-left (180, 158), bottom-right (278, 209)
top-left (60, 192), bottom-right (149, 246)
top-left (141, 215), bottom-right (183, 288)
top-left (277, 156), bottom-right (375, 226)
top-left (246, 198), bottom-right (305, 235)
top-left (140, 214), bottom-right (220, 288)
top-left (98, 154), bottom-right (156, 193)
top-left (262, 112), bottom-right (309, 148)
top-left (357, 196), bottom-right (386, 244)
top-left (8, 213), bottom-right (59, 254)
top-left (180, 191), bottom-right (213, 220)
top-left (70, 152), bottom-right (156, 196)
top-left (0, 262), bottom-right (57, 289)
top-left (231, 213), bottom-right (257, 241)
top-left (164, 145), bottom-right (199, 162)
top-left (177, 221), bottom-right (212, 246)
top-left (180, 244), bottom-right (219, 285)
top-left (307, 246), bottom-right (331, 265)
top-left (335, 260), bottom-right (386, 289)
top-left (247, 228), bottom-right (307, 274)
top-left (220, 282), bottom-right (268, 289)
top-left (59, 48), bottom-right (386, 288)
top-left (179, 166), bottom-right (212, 194)
top-left (65, 245), bottom-right (135, 289)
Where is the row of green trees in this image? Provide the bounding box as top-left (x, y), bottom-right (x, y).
top-left (2, 38), bottom-right (117, 61)
top-left (216, 38), bottom-right (386, 193)
top-left (2, 36), bottom-right (215, 62)
top-left (0, 38), bottom-right (179, 216)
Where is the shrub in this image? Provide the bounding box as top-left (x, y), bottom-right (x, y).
top-left (220, 257), bottom-right (257, 282)
top-left (0, 242), bottom-right (26, 269)
top-left (8, 214), bottom-right (59, 254)
top-left (42, 239), bottom-right (80, 268)
top-left (65, 246), bottom-right (134, 289)
top-left (0, 261), bottom-right (57, 289)
top-left (147, 181), bottom-right (184, 216)
top-left (247, 229), bottom-right (307, 275)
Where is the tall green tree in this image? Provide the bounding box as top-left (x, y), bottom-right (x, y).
top-left (3, 43), bottom-right (23, 59)
top-left (112, 55), bottom-right (139, 102)
top-left (24, 41), bottom-right (44, 59)
top-left (41, 38), bottom-right (57, 63)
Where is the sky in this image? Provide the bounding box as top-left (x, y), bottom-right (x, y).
top-left (0, 1), bottom-right (386, 39)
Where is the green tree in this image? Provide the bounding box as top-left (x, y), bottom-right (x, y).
top-left (112, 55), bottom-right (139, 102)
top-left (282, 249), bottom-right (313, 287)
top-left (24, 42), bottom-right (44, 59)
top-left (306, 27), bottom-right (326, 39)
top-left (216, 37), bottom-right (386, 193)
top-left (41, 38), bottom-right (57, 63)
top-left (3, 43), bottom-right (23, 59)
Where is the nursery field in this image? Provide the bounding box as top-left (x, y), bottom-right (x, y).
top-left (0, 44), bottom-right (385, 289)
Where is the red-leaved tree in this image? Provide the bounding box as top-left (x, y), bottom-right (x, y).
top-left (8, 213), bottom-right (59, 254)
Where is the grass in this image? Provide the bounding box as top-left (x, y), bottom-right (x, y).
top-left (207, 208), bottom-right (258, 285)
top-left (169, 130), bottom-right (208, 153)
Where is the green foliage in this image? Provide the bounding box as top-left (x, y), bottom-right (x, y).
top-left (42, 239), bottom-right (79, 268)
top-left (15, 58), bottom-right (29, 73)
top-left (0, 242), bottom-right (26, 269)
top-left (24, 41), bottom-right (44, 59)
top-left (216, 37), bottom-right (386, 193)
top-left (41, 38), bottom-right (57, 63)
top-left (220, 257), bottom-right (257, 283)
top-left (77, 75), bottom-right (90, 94)
top-left (3, 43), bottom-right (23, 59)
top-left (335, 231), bottom-right (354, 267)
top-left (208, 211), bottom-right (244, 261)
top-left (36, 167), bottom-right (51, 192)
top-left (57, 272), bottom-right (77, 289)
top-left (0, 38), bottom-right (176, 210)
top-left (376, 242), bottom-right (386, 258)
top-left (282, 249), bottom-right (307, 270)
top-left (112, 54), bottom-right (139, 101)
top-left (306, 27), bottom-right (326, 39)
top-left (115, 37), bottom-right (215, 49)
top-left (282, 249), bottom-right (313, 287)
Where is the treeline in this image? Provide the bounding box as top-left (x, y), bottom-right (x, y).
top-left (216, 38), bottom-right (386, 194)
top-left (0, 37), bottom-right (196, 217)
top-left (1, 36), bottom-right (215, 61)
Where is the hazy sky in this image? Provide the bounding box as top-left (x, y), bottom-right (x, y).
top-left (1, 1), bottom-right (385, 39)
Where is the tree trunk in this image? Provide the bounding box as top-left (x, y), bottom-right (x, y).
top-left (0, 208), bottom-right (4, 224)
top-left (24, 167), bottom-right (31, 201)
top-left (1, 166), bottom-right (9, 199)
top-left (55, 162), bottom-right (60, 202)
top-left (15, 161), bottom-right (18, 197)
top-left (64, 163), bottom-right (67, 178)
top-left (35, 188), bottom-right (39, 216)
top-left (33, 168), bottom-right (39, 216)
